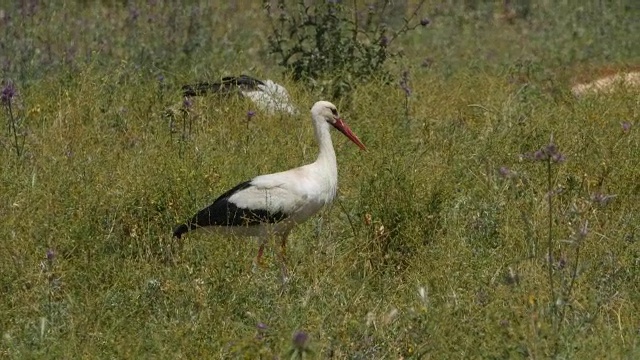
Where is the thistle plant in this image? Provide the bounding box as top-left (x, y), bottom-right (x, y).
top-left (264, 0), bottom-right (429, 99)
top-left (2, 81), bottom-right (24, 157)
top-left (399, 70), bottom-right (411, 126)
top-left (524, 135), bottom-right (565, 325)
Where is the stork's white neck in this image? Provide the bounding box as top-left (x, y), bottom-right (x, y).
top-left (312, 119), bottom-right (338, 193)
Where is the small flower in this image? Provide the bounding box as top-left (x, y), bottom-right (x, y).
top-left (591, 192), bottom-right (616, 206)
top-left (1, 81), bottom-right (16, 105)
top-left (400, 70), bottom-right (411, 96)
top-left (292, 331), bottom-right (309, 350)
top-left (621, 121), bottom-right (631, 133)
top-left (532, 149), bottom-right (545, 161)
top-left (557, 255), bottom-right (566, 270)
top-left (577, 220), bottom-right (588, 242)
top-left (182, 97), bottom-right (192, 109)
top-left (257, 322), bottom-right (268, 331)
top-left (379, 35), bottom-right (388, 47)
top-left (46, 249), bottom-right (55, 262)
top-left (129, 7), bottom-right (140, 21)
top-left (420, 18), bottom-right (430, 26)
top-left (524, 137), bottom-right (565, 163)
top-left (247, 110), bottom-right (256, 119)
top-left (156, 74), bottom-right (165, 83)
top-left (498, 166), bottom-right (511, 178)
top-left (551, 152), bottom-right (565, 163)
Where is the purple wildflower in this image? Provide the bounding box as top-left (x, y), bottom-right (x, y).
top-left (498, 166), bottom-right (511, 178)
top-left (257, 322), bottom-right (268, 331)
top-left (591, 192), bottom-right (616, 206)
top-left (379, 35), bottom-right (388, 47)
top-left (46, 249), bottom-right (55, 262)
top-left (292, 331), bottom-right (309, 350)
top-left (129, 7), bottom-right (140, 21)
top-left (621, 121), bottom-right (631, 133)
top-left (400, 70), bottom-right (411, 96)
top-left (182, 97), bottom-right (192, 109)
top-left (557, 255), bottom-right (566, 270)
top-left (1, 81), bottom-right (16, 106)
top-left (524, 137), bottom-right (565, 163)
top-left (247, 110), bottom-right (256, 119)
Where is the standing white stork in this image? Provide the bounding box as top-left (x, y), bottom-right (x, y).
top-left (181, 75), bottom-right (298, 115)
top-left (173, 100), bottom-right (366, 273)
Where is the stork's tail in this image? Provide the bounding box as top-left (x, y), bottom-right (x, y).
top-left (172, 223), bottom-right (190, 239)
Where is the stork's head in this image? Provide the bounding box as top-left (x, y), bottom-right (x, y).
top-left (311, 101), bottom-right (367, 151)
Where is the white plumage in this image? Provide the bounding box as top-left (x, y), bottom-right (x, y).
top-left (242, 79), bottom-right (298, 115)
top-left (181, 75), bottom-right (298, 115)
top-left (173, 100), bottom-right (366, 272)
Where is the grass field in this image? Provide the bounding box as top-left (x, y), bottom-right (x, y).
top-left (1, 1), bottom-right (639, 358)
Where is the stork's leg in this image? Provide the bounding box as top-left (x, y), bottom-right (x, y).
top-left (280, 234), bottom-right (288, 259)
top-left (279, 234), bottom-right (290, 283)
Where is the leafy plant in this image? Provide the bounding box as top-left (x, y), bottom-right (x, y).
top-left (264, 0), bottom-right (429, 98)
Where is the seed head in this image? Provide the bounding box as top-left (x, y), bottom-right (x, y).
top-left (292, 331), bottom-right (309, 350)
top-left (1, 81), bottom-right (16, 106)
top-left (46, 249), bottom-right (55, 262)
top-left (400, 70), bottom-right (411, 96)
top-left (525, 137), bottom-right (565, 163)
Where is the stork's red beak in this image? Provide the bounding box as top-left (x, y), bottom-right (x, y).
top-left (332, 118), bottom-right (367, 151)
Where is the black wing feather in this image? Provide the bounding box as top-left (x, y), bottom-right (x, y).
top-left (173, 180), bottom-right (288, 239)
top-left (181, 75), bottom-right (265, 97)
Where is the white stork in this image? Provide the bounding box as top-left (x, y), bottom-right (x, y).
top-left (181, 75), bottom-right (298, 115)
top-left (173, 100), bottom-right (366, 271)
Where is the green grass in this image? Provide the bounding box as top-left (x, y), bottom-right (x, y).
top-left (1, 1), bottom-right (639, 358)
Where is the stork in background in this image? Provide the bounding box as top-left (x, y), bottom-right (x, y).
top-left (173, 100), bottom-right (366, 279)
top-left (181, 75), bottom-right (298, 115)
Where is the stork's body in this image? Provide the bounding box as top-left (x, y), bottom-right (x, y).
top-left (173, 101), bottom-right (366, 268)
top-left (181, 75), bottom-right (298, 115)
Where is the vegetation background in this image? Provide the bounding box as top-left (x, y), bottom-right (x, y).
top-left (1, 0), bottom-right (639, 358)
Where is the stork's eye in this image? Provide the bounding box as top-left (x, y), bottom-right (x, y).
top-left (330, 108), bottom-right (338, 116)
